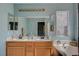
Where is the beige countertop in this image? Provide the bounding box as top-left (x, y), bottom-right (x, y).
top-left (6, 38), bottom-right (52, 42)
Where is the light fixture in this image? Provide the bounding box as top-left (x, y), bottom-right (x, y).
top-left (18, 8), bottom-right (45, 12)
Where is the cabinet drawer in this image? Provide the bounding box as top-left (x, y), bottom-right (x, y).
top-left (26, 42), bottom-right (33, 47)
top-left (35, 41), bottom-right (52, 47)
top-left (6, 42), bottom-right (25, 47)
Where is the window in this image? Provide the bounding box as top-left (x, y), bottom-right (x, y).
top-left (56, 11), bottom-right (69, 36)
top-left (8, 13), bottom-right (18, 30)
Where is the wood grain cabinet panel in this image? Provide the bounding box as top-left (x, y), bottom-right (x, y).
top-left (53, 48), bottom-right (59, 56)
top-left (7, 42), bottom-right (25, 47)
top-left (7, 47), bottom-right (25, 56)
top-left (35, 47), bottom-right (51, 56)
top-left (26, 47), bottom-right (34, 56)
top-left (26, 42), bottom-right (33, 47)
top-left (50, 47), bottom-right (59, 56)
top-left (35, 42), bottom-right (52, 47)
top-left (25, 42), bottom-right (34, 56)
top-left (6, 41), bottom-right (57, 56)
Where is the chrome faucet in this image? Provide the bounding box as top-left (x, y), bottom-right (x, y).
top-left (63, 43), bottom-right (66, 49)
top-left (57, 40), bottom-right (61, 45)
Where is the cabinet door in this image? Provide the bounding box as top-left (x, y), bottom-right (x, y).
top-left (7, 47), bottom-right (25, 56)
top-left (50, 47), bottom-right (54, 56)
top-left (35, 42), bottom-right (52, 47)
top-left (35, 47), bottom-right (51, 56)
top-left (26, 47), bottom-right (34, 56)
top-left (52, 48), bottom-right (59, 56)
top-left (25, 42), bottom-right (34, 56)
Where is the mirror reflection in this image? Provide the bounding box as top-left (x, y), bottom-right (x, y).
top-left (12, 16), bottom-right (56, 40)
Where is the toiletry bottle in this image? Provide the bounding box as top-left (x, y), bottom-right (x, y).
top-left (19, 34), bottom-right (22, 39)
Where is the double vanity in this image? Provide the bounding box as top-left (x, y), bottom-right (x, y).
top-left (6, 39), bottom-right (61, 56)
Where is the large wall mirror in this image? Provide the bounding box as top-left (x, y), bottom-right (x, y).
top-left (8, 11), bottom-right (69, 39)
top-left (12, 16), bottom-right (56, 39)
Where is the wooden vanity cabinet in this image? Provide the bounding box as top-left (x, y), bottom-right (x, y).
top-left (6, 41), bottom-right (59, 56)
top-left (6, 42), bottom-right (25, 56)
top-left (35, 47), bottom-right (51, 56)
top-left (51, 47), bottom-right (59, 56)
top-left (34, 42), bottom-right (52, 56)
top-left (26, 47), bottom-right (34, 56)
top-left (51, 47), bottom-right (63, 56)
top-left (7, 46), bottom-right (25, 56)
top-left (25, 42), bottom-right (34, 56)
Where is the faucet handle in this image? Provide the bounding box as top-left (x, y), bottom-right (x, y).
top-left (57, 40), bottom-right (61, 44)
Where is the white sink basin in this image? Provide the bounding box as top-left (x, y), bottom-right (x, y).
top-left (53, 40), bottom-right (78, 56)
